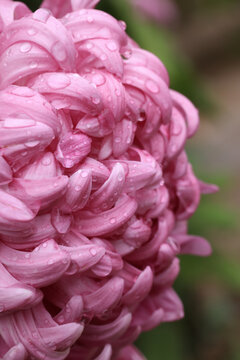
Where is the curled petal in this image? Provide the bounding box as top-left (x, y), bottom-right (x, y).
top-left (2, 343), bottom-right (27, 360)
top-left (81, 309), bottom-right (131, 344)
top-left (61, 244), bottom-right (105, 275)
top-left (55, 295), bottom-right (84, 324)
top-left (116, 345), bottom-right (147, 360)
top-left (76, 194), bottom-right (137, 237)
top-left (18, 152), bottom-right (61, 180)
top-left (0, 240), bottom-right (70, 287)
top-left (63, 9), bottom-right (127, 49)
top-left (0, 0), bottom-right (31, 27)
top-left (55, 132), bottom-right (91, 168)
top-left (175, 234), bottom-right (212, 256)
top-left (198, 180), bottom-right (219, 194)
top-left (0, 263), bottom-right (42, 314)
top-left (171, 89), bottom-right (199, 138)
top-left (122, 266), bottom-right (153, 305)
top-left (83, 277), bottom-right (124, 315)
top-left (9, 175), bottom-right (68, 211)
top-left (88, 162), bottom-right (125, 212)
top-left (60, 169), bottom-right (92, 212)
top-left (0, 190), bottom-right (35, 231)
top-left (30, 72), bottom-right (102, 114)
top-left (113, 119), bottom-right (135, 157)
top-left (93, 344), bottom-right (112, 360)
top-left (0, 156), bottom-right (12, 185)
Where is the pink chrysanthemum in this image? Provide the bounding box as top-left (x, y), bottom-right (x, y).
top-left (0, 1), bottom-right (218, 359)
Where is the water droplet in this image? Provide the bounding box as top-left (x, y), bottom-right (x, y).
top-left (25, 253), bottom-right (30, 258)
top-left (30, 61), bottom-right (38, 69)
top-left (47, 73), bottom-right (71, 90)
top-left (91, 96), bottom-right (100, 105)
top-left (86, 42), bottom-right (93, 50)
top-left (22, 151), bottom-right (28, 156)
top-left (115, 89), bottom-right (121, 96)
top-left (172, 122), bottom-right (182, 135)
top-left (25, 140), bottom-right (40, 148)
top-left (90, 248), bottom-right (97, 256)
top-left (119, 20), bottom-right (126, 31)
top-left (20, 42), bottom-right (32, 53)
top-left (27, 28), bottom-right (37, 36)
top-left (118, 174), bottom-right (123, 182)
top-left (51, 41), bottom-right (67, 62)
top-left (48, 259), bottom-right (54, 265)
top-left (106, 40), bottom-right (117, 52)
top-left (110, 217), bottom-right (116, 224)
top-left (114, 137), bottom-right (121, 143)
top-left (81, 170), bottom-right (88, 178)
top-left (122, 49), bottom-right (132, 60)
top-left (41, 155), bottom-right (52, 166)
top-left (87, 16), bottom-right (93, 23)
top-left (42, 242), bottom-right (48, 248)
top-left (92, 73), bottom-right (105, 86)
top-left (75, 185), bottom-right (81, 191)
top-left (146, 79), bottom-right (159, 94)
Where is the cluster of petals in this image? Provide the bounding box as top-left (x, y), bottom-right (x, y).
top-left (0, 0), bottom-right (218, 359)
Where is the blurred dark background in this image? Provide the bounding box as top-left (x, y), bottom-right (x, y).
top-left (19, 1), bottom-right (240, 359)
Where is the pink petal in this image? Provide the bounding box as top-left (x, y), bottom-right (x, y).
top-left (3, 343), bottom-right (27, 360)
top-left (60, 169), bottom-right (92, 212)
top-left (76, 194), bottom-right (137, 237)
top-left (0, 240), bottom-right (70, 287)
top-left (0, 0), bottom-right (31, 27)
top-left (87, 162), bottom-right (125, 212)
top-left (116, 345), bottom-right (147, 360)
top-left (171, 89), bottom-right (199, 138)
top-left (83, 277), bottom-right (124, 315)
top-left (30, 72), bottom-right (102, 113)
top-left (0, 156), bottom-right (12, 185)
top-left (55, 132), bottom-right (91, 168)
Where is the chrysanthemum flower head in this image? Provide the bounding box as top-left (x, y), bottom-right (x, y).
top-left (0, 1), bottom-right (217, 359)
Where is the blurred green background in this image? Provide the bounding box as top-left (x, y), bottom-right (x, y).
top-left (21, 1), bottom-right (240, 359)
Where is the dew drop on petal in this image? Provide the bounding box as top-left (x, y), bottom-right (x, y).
top-left (90, 248), bottom-right (97, 256)
top-left (20, 42), bottom-right (32, 53)
top-left (27, 28), bottom-right (37, 36)
top-left (110, 217), bottom-right (116, 224)
top-left (92, 73), bottom-right (105, 86)
top-left (106, 40), bottom-right (117, 52)
top-left (81, 170), bottom-right (89, 178)
top-left (146, 79), bottom-right (159, 94)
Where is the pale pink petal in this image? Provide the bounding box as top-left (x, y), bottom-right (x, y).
top-left (0, 0), bottom-right (31, 27)
top-left (30, 72), bottom-right (102, 113)
top-left (80, 309), bottom-right (131, 344)
top-left (87, 162), bottom-right (125, 212)
top-left (171, 89), bottom-right (199, 138)
top-left (0, 240), bottom-right (70, 287)
top-left (0, 156), bottom-right (12, 185)
top-left (3, 343), bottom-right (27, 360)
top-left (116, 345), bottom-right (147, 360)
top-left (55, 132), bottom-right (91, 168)
top-left (175, 234), bottom-right (212, 256)
top-left (60, 169), bottom-right (92, 212)
top-left (76, 194), bottom-right (137, 237)
top-left (198, 180), bottom-right (219, 194)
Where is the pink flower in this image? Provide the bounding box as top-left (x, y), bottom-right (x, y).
top-left (0, 1), bottom-right (217, 359)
